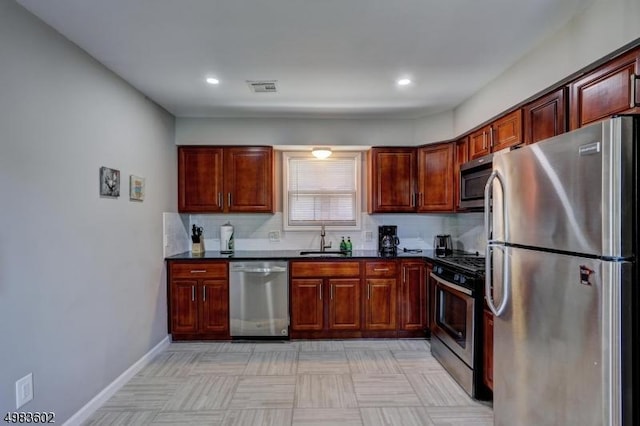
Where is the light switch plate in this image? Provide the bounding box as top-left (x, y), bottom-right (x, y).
top-left (363, 231), bottom-right (373, 242)
top-left (268, 230), bottom-right (281, 242)
top-left (16, 373), bottom-right (33, 409)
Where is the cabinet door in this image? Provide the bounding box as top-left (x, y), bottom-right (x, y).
top-left (569, 48), bottom-right (640, 130)
top-left (454, 138), bottom-right (468, 211)
top-left (399, 261), bottom-right (426, 331)
top-left (483, 309), bottom-right (494, 390)
top-left (291, 279), bottom-right (324, 331)
top-left (523, 88), bottom-right (567, 144)
top-left (367, 148), bottom-right (416, 213)
top-left (468, 127), bottom-right (491, 160)
top-left (170, 280), bottom-right (198, 333)
top-left (364, 278), bottom-right (397, 330)
top-left (417, 143), bottom-right (454, 212)
top-left (200, 279), bottom-right (229, 334)
top-left (328, 278), bottom-right (361, 330)
top-left (425, 263), bottom-right (434, 330)
top-left (492, 109), bottom-right (523, 151)
top-left (178, 147), bottom-right (224, 212)
top-left (224, 147), bottom-right (274, 212)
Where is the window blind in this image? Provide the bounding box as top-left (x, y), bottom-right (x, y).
top-left (286, 155), bottom-right (359, 227)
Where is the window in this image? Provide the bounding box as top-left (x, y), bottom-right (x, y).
top-left (282, 151), bottom-right (361, 230)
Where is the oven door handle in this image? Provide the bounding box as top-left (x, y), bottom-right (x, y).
top-left (429, 272), bottom-right (472, 296)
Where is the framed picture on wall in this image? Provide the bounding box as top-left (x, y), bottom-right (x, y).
top-left (129, 175), bottom-right (145, 201)
top-left (99, 166), bottom-right (120, 198)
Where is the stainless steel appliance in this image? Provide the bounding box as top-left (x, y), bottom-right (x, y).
top-left (433, 234), bottom-right (453, 257)
top-left (459, 153), bottom-right (493, 210)
top-left (229, 261), bottom-right (289, 338)
top-left (378, 225), bottom-right (399, 256)
top-left (430, 255), bottom-right (488, 399)
top-left (485, 115), bottom-right (639, 425)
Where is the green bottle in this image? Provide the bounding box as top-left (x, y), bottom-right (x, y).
top-left (340, 237), bottom-right (347, 252)
top-left (345, 237), bottom-right (353, 253)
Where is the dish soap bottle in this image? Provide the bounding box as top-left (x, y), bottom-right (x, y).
top-left (345, 237), bottom-right (352, 254)
top-left (340, 237), bottom-right (347, 252)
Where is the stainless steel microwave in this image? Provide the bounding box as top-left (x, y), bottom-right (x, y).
top-left (459, 153), bottom-right (494, 210)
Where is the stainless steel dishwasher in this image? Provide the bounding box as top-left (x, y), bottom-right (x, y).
top-left (229, 261), bottom-right (289, 338)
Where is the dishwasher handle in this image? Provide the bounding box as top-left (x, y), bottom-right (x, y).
top-left (230, 265), bottom-right (287, 273)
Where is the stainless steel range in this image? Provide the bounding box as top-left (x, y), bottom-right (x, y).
top-left (430, 255), bottom-right (489, 399)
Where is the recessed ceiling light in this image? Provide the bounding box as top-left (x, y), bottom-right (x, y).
top-left (206, 77), bottom-right (219, 85)
top-left (397, 78), bottom-right (412, 86)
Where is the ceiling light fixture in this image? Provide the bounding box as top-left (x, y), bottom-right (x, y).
top-left (206, 77), bottom-right (220, 85)
top-left (311, 147), bottom-right (332, 159)
top-left (397, 78), bottom-right (412, 86)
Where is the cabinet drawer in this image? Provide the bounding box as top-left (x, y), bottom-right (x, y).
top-left (365, 261), bottom-right (397, 277)
top-left (170, 262), bottom-right (228, 279)
top-left (291, 261), bottom-right (360, 277)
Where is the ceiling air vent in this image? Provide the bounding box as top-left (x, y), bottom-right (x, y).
top-left (247, 80), bottom-right (278, 93)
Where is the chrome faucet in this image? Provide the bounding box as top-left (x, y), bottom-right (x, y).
top-left (320, 224), bottom-right (332, 252)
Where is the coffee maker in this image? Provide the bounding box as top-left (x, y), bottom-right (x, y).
top-left (378, 225), bottom-right (400, 256)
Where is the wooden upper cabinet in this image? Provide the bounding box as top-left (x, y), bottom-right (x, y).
top-left (523, 88), bottom-right (567, 144)
top-left (224, 147), bottom-right (273, 213)
top-left (416, 143), bottom-right (455, 212)
top-left (454, 138), bottom-right (469, 211)
top-left (178, 146), bottom-right (274, 213)
top-left (569, 47), bottom-right (640, 130)
top-left (492, 109), bottom-right (523, 151)
top-left (469, 126), bottom-right (491, 160)
top-left (468, 110), bottom-right (523, 160)
top-left (178, 147), bottom-right (224, 212)
top-left (368, 148), bottom-right (416, 213)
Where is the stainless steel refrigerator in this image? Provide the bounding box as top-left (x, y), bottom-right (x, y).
top-left (485, 115), bottom-right (638, 426)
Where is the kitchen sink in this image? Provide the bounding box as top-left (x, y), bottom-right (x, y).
top-left (299, 250), bottom-right (348, 257)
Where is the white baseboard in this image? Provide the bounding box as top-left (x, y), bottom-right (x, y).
top-left (63, 335), bottom-right (171, 426)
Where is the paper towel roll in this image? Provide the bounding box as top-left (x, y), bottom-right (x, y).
top-left (220, 222), bottom-right (234, 253)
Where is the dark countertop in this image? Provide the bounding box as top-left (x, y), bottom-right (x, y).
top-left (165, 249), bottom-right (466, 262)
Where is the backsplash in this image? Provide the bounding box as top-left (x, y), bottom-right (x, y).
top-left (163, 212), bottom-right (485, 255)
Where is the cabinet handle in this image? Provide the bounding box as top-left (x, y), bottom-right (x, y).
top-left (218, 192), bottom-right (222, 208)
top-left (190, 270), bottom-right (207, 274)
top-left (631, 73), bottom-right (639, 108)
top-left (228, 193), bottom-right (232, 207)
top-left (191, 285), bottom-right (195, 302)
top-left (367, 282), bottom-right (371, 299)
top-left (319, 283), bottom-right (322, 300)
top-left (373, 268), bottom-right (389, 272)
top-left (482, 132), bottom-right (487, 150)
top-left (331, 284), bottom-right (334, 300)
top-left (403, 268), bottom-right (406, 283)
top-left (202, 286), bottom-right (206, 301)
top-left (489, 127), bottom-right (494, 149)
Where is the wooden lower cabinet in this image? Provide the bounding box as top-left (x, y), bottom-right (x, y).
top-left (483, 308), bottom-right (494, 391)
top-left (328, 278), bottom-right (361, 330)
top-left (399, 260), bottom-right (428, 333)
top-left (290, 261), bottom-right (362, 338)
top-left (290, 279), bottom-right (324, 331)
top-left (364, 261), bottom-right (397, 331)
top-left (168, 261), bottom-right (229, 340)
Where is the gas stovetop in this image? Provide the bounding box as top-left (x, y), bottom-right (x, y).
top-left (434, 255), bottom-right (485, 275)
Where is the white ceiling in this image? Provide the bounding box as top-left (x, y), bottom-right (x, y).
top-left (17, 0), bottom-right (594, 119)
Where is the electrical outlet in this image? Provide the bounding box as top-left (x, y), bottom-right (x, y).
top-left (268, 230), bottom-right (281, 242)
top-left (363, 231), bottom-right (373, 242)
top-left (16, 373), bottom-right (33, 409)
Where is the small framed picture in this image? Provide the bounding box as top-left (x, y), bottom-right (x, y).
top-left (129, 175), bottom-right (145, 201)
top-left (99, 166), bottom-right (120, 197)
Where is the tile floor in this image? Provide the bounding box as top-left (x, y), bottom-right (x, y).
top-left (85, 339), bottom-right (493, 426)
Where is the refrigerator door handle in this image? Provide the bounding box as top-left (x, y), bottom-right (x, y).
top-left (485, 243), bottom-right (510, 317)
top-left (484, 169), bottom-right (506, 243)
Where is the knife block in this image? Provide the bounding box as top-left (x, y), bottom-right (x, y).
top-left (191, 240), bottom-right (204, 255)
